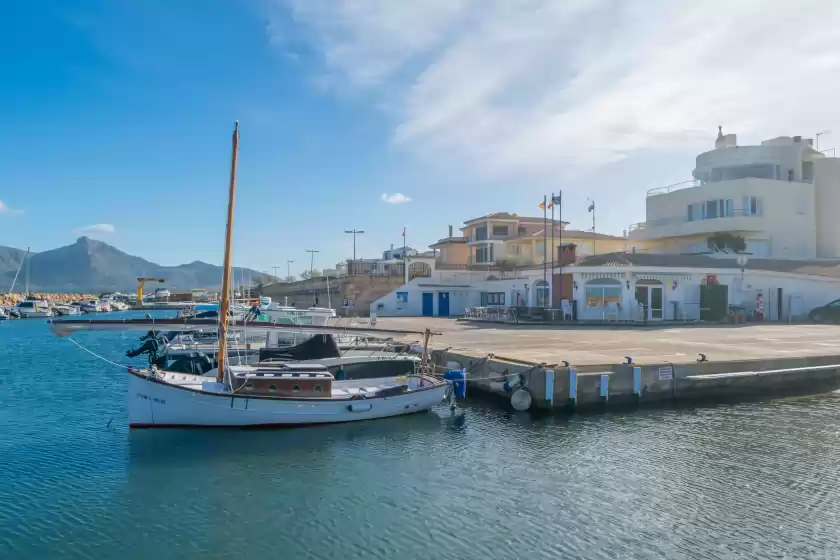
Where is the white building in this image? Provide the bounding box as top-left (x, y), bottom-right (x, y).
top-left (370, 251), bottom-right (840, 322)
top-left (629, 129), bottom-right (840, 258)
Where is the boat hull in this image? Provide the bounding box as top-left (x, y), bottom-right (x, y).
top-left (127, 371), bottom-right (447, 428)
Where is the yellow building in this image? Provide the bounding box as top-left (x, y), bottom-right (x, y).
top-left (432, 212), bottom-right (626, 269)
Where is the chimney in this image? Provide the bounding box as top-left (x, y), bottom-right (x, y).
top-left (448, 225), bottom-right (453, 237)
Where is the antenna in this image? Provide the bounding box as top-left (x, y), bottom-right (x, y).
top-left (816, 130), bottom-right (831, 151)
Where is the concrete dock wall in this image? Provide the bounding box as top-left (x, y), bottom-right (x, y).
top-left (433, 350), bottom-right (840, 412)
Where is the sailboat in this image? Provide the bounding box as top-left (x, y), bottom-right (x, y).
top-left (51, 122), bottom-right (448, 428)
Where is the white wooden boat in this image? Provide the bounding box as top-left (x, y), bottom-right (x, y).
top-left (51, 122), bottom-right (447, 429)
top-left (127, 366), bottom-right (444, 428)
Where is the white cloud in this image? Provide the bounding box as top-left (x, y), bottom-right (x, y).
top-left (276, 0), bottom-right (840, 183)
top-left (380, 192), bottom-right (412, 204)
top-left (0, 200), bottom-right (23, 214)
top-left (74, 223), bottom-right (116, 235)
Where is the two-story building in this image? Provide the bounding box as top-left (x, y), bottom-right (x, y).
top-left (431, 212), bottom-right (627, 269)
top-left (629, 129), bottom-right (840, 258)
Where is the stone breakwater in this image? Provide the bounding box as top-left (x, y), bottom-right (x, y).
top-left (0, 293), bottom-right (95, 307)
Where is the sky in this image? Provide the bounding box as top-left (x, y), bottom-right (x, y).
top-left (1, 0), bottom-right (840, 277)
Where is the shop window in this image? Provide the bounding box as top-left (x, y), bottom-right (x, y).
top-left (585, 278), bottom-right (622, 308)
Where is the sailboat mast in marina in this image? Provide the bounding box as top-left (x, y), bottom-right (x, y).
top-left (216, 121), bottom-right (239, 385)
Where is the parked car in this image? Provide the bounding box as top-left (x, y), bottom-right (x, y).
top-left (808, 299), bottom-right (840, 323)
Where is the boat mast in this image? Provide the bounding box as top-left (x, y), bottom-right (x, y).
top-left (217, 121), bottom-right (240, 384)
top-left (8, 247), bottom-right (30, 294)
top-left (25, 248), bottom-right (30, 296)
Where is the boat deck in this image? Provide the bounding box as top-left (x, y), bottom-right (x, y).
top-left (151, 370), bottom-right (440, 400)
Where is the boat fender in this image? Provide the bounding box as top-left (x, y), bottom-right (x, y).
top-left (510, 388), bottom-right (532, 412)
top-left (503, 374), bottom-right (524, 392)
top-left (348, 402), bottom-right (373, 413)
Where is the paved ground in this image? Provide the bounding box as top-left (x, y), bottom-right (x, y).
top-left (370, 317), bottom-right (840, 365)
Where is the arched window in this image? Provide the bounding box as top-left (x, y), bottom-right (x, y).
top-left (534, 280), bottom-right (550, 308)
top-left (585, 278), bottom-right (622, 308)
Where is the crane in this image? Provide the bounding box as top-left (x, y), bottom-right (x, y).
top-left (137, 277), bottom-right (165, 304)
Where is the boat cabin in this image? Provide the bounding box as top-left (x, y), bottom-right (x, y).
top-left (231, 364), bottom-right (334, 397)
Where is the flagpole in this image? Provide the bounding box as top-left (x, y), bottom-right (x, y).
top-left (403, 226), bottom-right (407, 284)
top-left (550, 192), bottom-right (555, 308)
top-left (558, 191), bottom-right (563, 304)
top-left (542, 194), bottom-right (547, 308)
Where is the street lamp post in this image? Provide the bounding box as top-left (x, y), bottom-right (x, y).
top-left (286, 259), bottom-right (294, 280)
top-left (344, 229), bottom-right (365, 262)
top-left (305, 249), bottom-right (319, 277)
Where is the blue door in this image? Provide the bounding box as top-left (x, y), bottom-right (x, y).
top-left (422, 293), bottom-right (434, 316)
top-left (438, 292), bottom-right (450, 317)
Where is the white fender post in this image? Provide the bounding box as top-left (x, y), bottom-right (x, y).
top-left (632, 366), bottom-right (641, 396)
top-left (599, 374), bottom-right (609, 401)
top-left (544, 369), bottom-right (555, 406)
top-left (569, 367), bottom-right (577, 406)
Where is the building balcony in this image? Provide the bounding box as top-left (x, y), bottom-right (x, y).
top-left (629, 209), bottom-right (766, 241)
top-left (466, 236), bottom-right (510, 246)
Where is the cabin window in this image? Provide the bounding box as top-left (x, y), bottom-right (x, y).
top-left (314, 385), bottom-right (323, 393)
top-left (292, 385), bottom-right (301, 393)
top-left (244, 383), bottom-right (254, 391)
top-left (268, 384), bottom-right (277, 392)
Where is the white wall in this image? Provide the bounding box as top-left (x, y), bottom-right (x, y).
top-left (814, 158), bottom-right (840, 258)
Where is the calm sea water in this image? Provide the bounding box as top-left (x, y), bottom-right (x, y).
top-left (2, 315), bottom-right (840, 559)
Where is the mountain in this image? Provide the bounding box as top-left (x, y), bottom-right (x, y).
top-left (0, 237), bottom-right (271, 293)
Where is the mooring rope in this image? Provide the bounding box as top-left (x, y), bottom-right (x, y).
top-left (65, 337), bottom-right (133, 371)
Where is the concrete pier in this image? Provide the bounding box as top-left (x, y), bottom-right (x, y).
top-left (370, 317), bottom-right (840, 411)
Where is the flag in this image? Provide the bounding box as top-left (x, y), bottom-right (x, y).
top-left (539, 200), bottom-right (553, 209)
top-left (401, 227), bottom-right (406, 237)
top-left (588, 202), bottom-right (595, 212)
top-left (551, 193), bottom-right (562, 205)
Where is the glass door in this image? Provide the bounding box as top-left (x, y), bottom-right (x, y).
top-left (635, 286), bottom-right (649, 321)
top-left (650, 287), bottom-right (664, 320)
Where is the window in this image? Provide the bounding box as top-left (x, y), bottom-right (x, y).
top-left (475, 246), bottom-right (494, 263)
top-left (474, 226), bottom-right (488, 241)
top-left (268, 384), bottom-right (277, 392)
top-left (742, 196), bottom-right (763, 216)
top-left (518, 226), bottom-right (527, 235)
top-left (292, 385), bottom-right (301, 393)
top-left (585, 278), bottom-right (622, 308)
top-left (314, 384), bottom-right (323, 393)
top-left (481, 292), bottom-right (505, 306)
top-left (687, 199), bottom-right (732, 221)
top-left (492, 225), bottom-right (509, 237)
top-left (534, 280), bottom-right (550, 308)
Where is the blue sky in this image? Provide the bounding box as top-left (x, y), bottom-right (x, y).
top-left (1, 1), bottom-right (838, 276)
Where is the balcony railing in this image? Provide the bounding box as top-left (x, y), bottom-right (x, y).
top-left (646, 179), bottom-right (700, 197)
top-left (630, 208), bottom-right (762, 234)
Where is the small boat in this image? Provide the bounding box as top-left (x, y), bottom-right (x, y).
top-left (52, 123), bottom-right (449, 429)
top-left (80, 300), bottom-right (101, 313)
top-left (0, 308), bottom-right (9, 320)
top-left (15, 299), bottom-right (53, 318)
top-left (53, 304), bottom-right (81, 316)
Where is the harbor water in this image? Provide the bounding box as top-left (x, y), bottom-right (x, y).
top-left (3, 316), bottom-right (840, 559)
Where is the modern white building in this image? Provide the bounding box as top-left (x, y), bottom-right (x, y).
top-left (629, 129), bottom-right (840, 259)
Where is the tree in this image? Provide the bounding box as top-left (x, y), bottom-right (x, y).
top-left (706, 233), bottom-right (746, 254)
top-left (300, 269), bottom-right (322, 280)
top-left (283, 276), bottom-right (296, 283)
